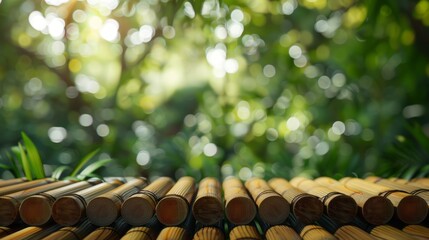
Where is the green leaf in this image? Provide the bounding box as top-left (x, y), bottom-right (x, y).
top-left (0, 163), bottom-right (11, 170)
top-left (18, 143), bottom-right (32, 180)
top-left (51, 166), bottom-right (71, 180)
top-left (77, 159), bottom-right (112, 180)
top-left (70, 149), bottom-right (100, 177)
top-left (5, 150), bottom-right (22, 178)
top-left (21, 132), bottom-right (45, 178)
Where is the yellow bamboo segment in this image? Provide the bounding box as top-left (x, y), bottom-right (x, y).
top-left (0, 178), bottom-right (27, 188)
top-left (315, 177), bottom-right (394, 225)
top-left (193, 226), bottom-right (225, 240)
top-left (245, 178), bottom-right (289, 225)
top-left (340, 177), bottom-right (428, 224)
top-left (20, 180), bottom-right (101, 226)
top-left (156, 227), bottom-right (190, 240)
top-left (229, 225), bottom-right (262, 240)
top-left (291, 177), bottom-right (357, 224)
top-left (1, 225), bottom-right (61, 240)
top-left (402, 225), bottom-right (429, 240)
top-left (223, 176), bottom-right (256, 225)
top-left (299, 225), bottom-right (336, 240)
top-left (0, 180), bottom-right (75, 226)
top-left (192, 177), bottom-right (223, 225)
top-left (52, 180), bottom-right (123, 226)
top-left (334, 225), bottom-right (376, 240)
top-left (389, 178), bottom-right (429, 189)
top-left (269, 178), bottom-right (323, 224)
top-left (410, 178), bottom-right (429, 187)
top-left (156, 176), bottom-right (196, 226)
top-left (265, 225), bottom-right (301, 240)
top-left (86, 177), bottom-right (148, 226)
top-left (83, 219), bottom-right (130, 240)
top-left (0, 178), bottom-right (52, 196)
top-left (122, 177), bottom-right (175, 226)
top-left (41, 220), bottom-right (96, 240)
top-left (370, 225), bottom-right (417, 240)
top-left (0, 226), bottom-right (13, 238)
top-left (121, 226), bottom-right (159, 240)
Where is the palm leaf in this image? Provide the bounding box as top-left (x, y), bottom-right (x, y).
top-left (9, 147), bottom-right (23, 177)
top-left (51, 166), bottom-right (71, 180)
top-left (18, 143), bottom-right (32, 180)
top-left (77, 158), bottom-right (112, 180)
top-left (21, 132), bottom-right (45, 178)
top-left (70, 149), bottom-right (100, 177)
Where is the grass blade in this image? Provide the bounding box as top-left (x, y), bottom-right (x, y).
top-left (9, 147), bottom-right (23, 178)
top-left (0, 163), bottom-right (11, 170)
top-left (77, 158), bottom-right (112, 180)
top-left (51, 166), bottom-right (71, 180)
top-left (21, 132), bottom-right (45, 178)
top-left (18, 143), bottom-right (33, 180)
top-left (70, 149), bottom-right (100, 177)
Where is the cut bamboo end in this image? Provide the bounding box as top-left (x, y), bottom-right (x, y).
top-left (87, 196), bottom-right (121, 226)
top-left (229, 225), bottom-right (262, 240)
top-left (121, 194), bottom-right (155, 226)
top-left (299, 225), bottom-right (337, 240)
top-left (370, 225), bottom-right (416, 240)
top-left (52, 195), bottom-right (85, 226)
top-left (402, 225), bottom-right (429, 239)
top-left (192, 177), bottom-right (223, 225)
top-left (292, 194), bottom-right (324, 224)
top-left (325, 194), bottom-right (358, 224)
top-left (361, 195), bottom-right (394, 225)
top-left (225, 196), bottom-right (257, 225)
top-left (396, 195), bottom-right (428, 224)
top-left (121, 226), bottom-right (158, 240)
top-left (19, 195), bottom-right (53, 226)
top-left (0, 197), bottom-right (20, 226)
top-left (193, 226), bottom-right (225, 240)
top-left (157, 226), bottom-right (190, 240)
top-left (156, 195), bottom-right (189, 226)
top-left (265, 225), bottom-right (301, 240)
top-left (334, 225), bottom-right (375, 240)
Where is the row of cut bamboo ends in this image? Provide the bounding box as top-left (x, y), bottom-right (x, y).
top-left (0, 175), bottom-right (429, 239)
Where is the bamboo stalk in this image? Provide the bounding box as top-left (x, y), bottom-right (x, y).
top-left (120, 218), bottom-right (161, 240)
top-left (19, 179), bottom-right (101, 226)
top-left (265, 225), bottom-right (301, 240)
top-left (156, 209), bottom-right (195, 240)
top-left (222, 176), bottom-right (256, 225)
top-left (315, 176), bottom-right (394, 225)
top-left (83, 218), bottom-right (130, 240)
top-left (245, 178), bottom-right (289, 225)
top-left (192, 177), bottom-right (223, 225)
top-left (0, 178), bottom-right (27, 188)
top-left (299, 225), bottom-right (336, 240)
top-left (410, 178), bottom-right (429, 187)
top-left (156, 176), bottom-right (195, 226)
top-left (334, 225), bottom-right (376, 240)
top-left (229, 225), bottom-right (262, 240)
top-left (121, 177), bottom-right (174, 226)
top-left (340, 177), bottom-right (428, 224)
top-left (0, 178), bottom-right (52, 196)
top-left (389, 178), bottom-right (429, 189)
top-left (402, 225), bottom-right (429, 240)
top-left (52, 180), bottom-right (123, 226)
top-left (370, 225), bottom-right (417, 240)
top-left (1, 225), bottom-right (61, 240)
top-left (193, 226), bottom-right (225, 240)
top-left (0, 180), bottom-right (75, 226)
top-left (269, 178), bottom-right (323, 224)
top-left (290, 177), bottom-right (357, 224)
top-left (0, 226), bottom-right (14, 238)
top-left (86, 177), bottom-right (148, 226)
top-left (41, 219), bottom-right (96, 240)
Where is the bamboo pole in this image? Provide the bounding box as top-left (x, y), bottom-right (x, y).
top-left (265, 225), bottom-right (301, 240)
top-left (340, 177), bottom-right (428, 224)
top-left (269, 178), bottom-right (323, 224)
top-left (156, 176), bottom-right (195, 226)
top-left (1, 225), bottom-right (61, 240)
top-left (52, 180), bottom-right (123, 226)
top-left (365, 176), bottom-right (429, 205)
top-left (0, 178), bottom-right (27, 188)
top-left (245, 178), bottom-right (289, 225)
top-left (402, 225), bottom-right (429, 240)
top-left (299, 225), bottom-right (336, 240)
top-left (192, 177), bottom-right (223, 225)
top-left (370, 225), bottom-right (417, 240)
top-left (389, 178), bottom-right (429, 189)
top-left (156, 208), bottom-right (195, 240)
top-left (290, 177), bottom-right (357, 224)
top-left (41, 219), bottom-right (96, 240)
top-left (410, 178), bottom-right (429, 187)
top-left (334, 225), bottom-right (376, 240)
top-left (315, 176), bottom-right (394, 225)
top-left (193, 226), bottom-right (225, 240)
top-left (86, 177), bottom-right (148, 226)
top-left (19, 179), bottom-right (101, 226)
top-left (0, 226), bottom-right (14, 238)
top-left (120, 218), bottom-right (161, 240)
top-left (121, 177), bottom-right (174, 226)
top-left (0, 178), bottom-right (52, 196)
top-left (0, 180), bottom-right (75, 226)
top-left (222, 176), bottom-right (256, 225)
top-left (83, 218), bottom-right (130, 240)
top-left (229, 225), bottom-right (262, 240)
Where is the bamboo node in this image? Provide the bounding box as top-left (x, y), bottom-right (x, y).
top-left (378, 189), bottom-right (409, 197)
top-left (319, 191), bottom-right (343, 204)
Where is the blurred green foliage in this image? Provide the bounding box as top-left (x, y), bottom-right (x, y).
top-left (0, 0), bottom-right (429, 181)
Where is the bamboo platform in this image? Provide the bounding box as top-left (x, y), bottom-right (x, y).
top-left (0, 176), bottom-right (428, 239)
